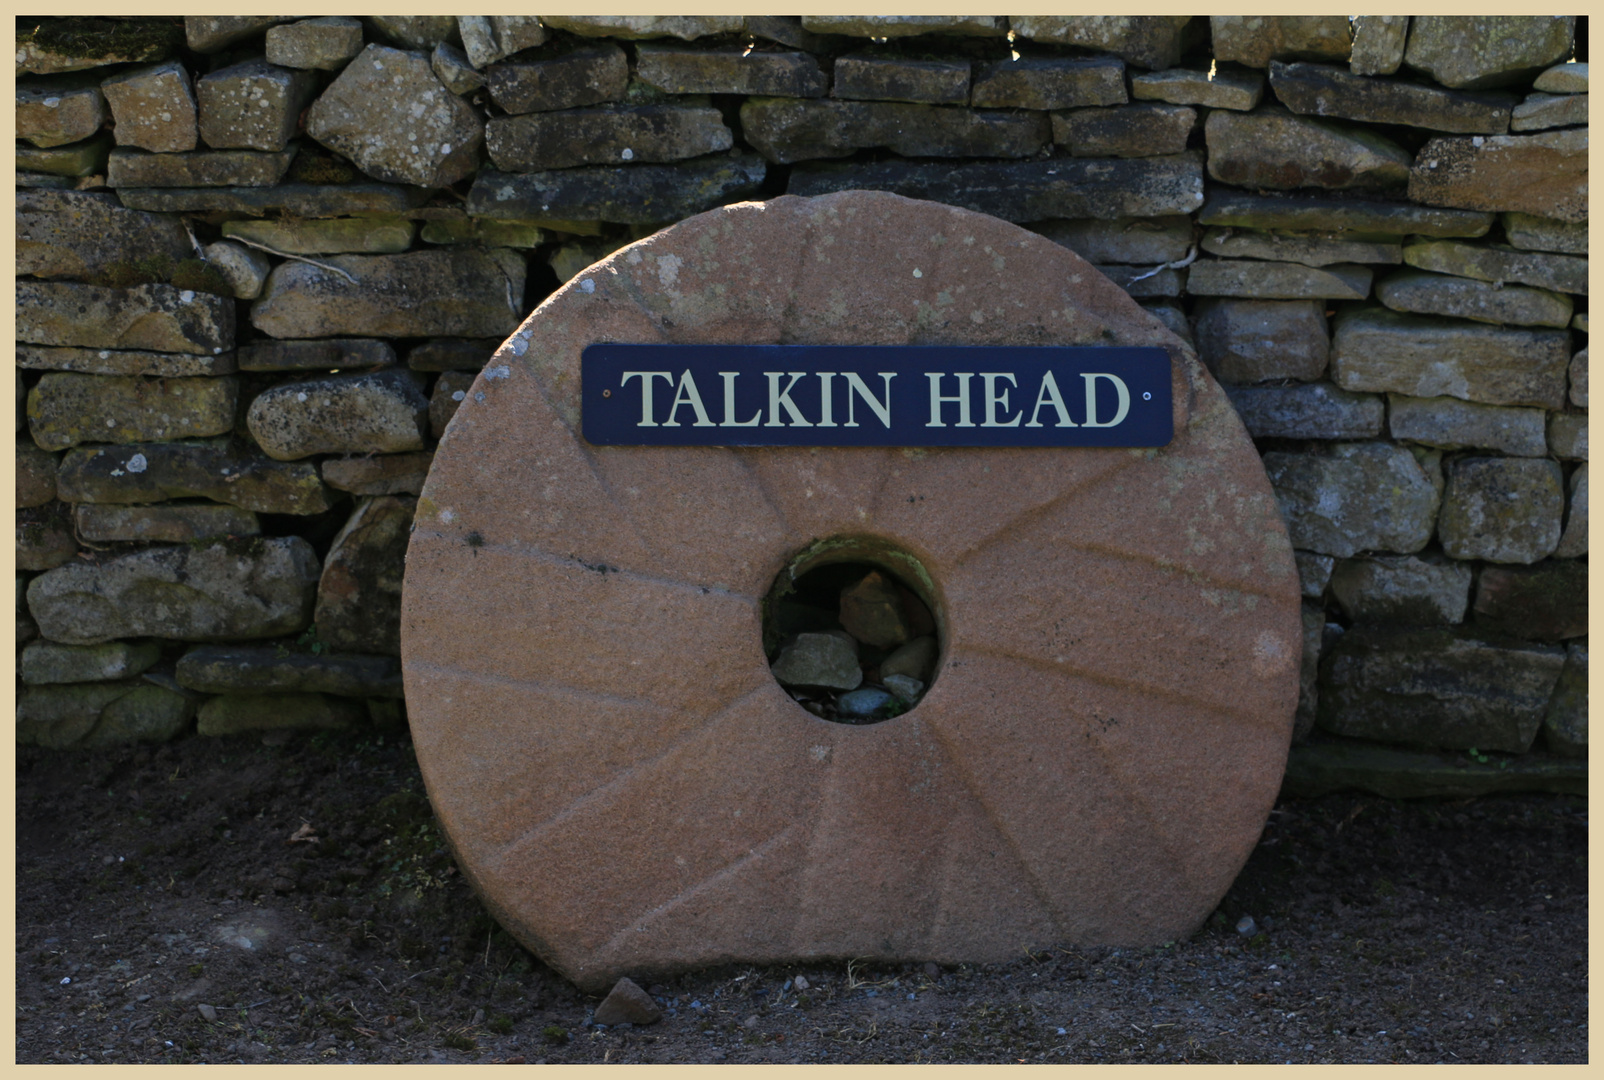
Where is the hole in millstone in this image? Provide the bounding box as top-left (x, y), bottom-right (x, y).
top-left (761, 537), bottom-right (943, 725)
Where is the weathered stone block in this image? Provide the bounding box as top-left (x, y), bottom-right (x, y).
top-left (115, 183), bottom-right (428, 217)
top-left (467, 157), bottom-right (768, 224)
top-left (21, 638), bottom-right (162, 684)
top-left (1349, 16), bottom-right (1408, 77)
top-left (100, 59), bottom-right (197, 153)
top-left (196, 692), bottom-right (364, 736)
top-left (106, 145), bottom-right (297, 188)
top-left (635, 44), bottom-right (826, 98)
top-left (1377, 269), bottom-right (1572, 329)
top-left (1568, 348), bottom-right (1587, 408)
top-left (251, 248), bottom-right (525, 340)
top-left (1194, 298), bottom-right (1328, 383)
top-left (1028, 216), bottom-right (1192, 265)
top-left (787, 154), bottom-right (1206, 221)
top-left (1547, 413), bottom-right (1587, 461)
top-left (538, 15), bottom-right (743, 41)
top-left (185, 17), bottom-right (295, 53)
top-left (1009, 16), bottom-right (1193, 71)
top-left (17, 19), bottom-right (180, 76)
top-left (1409, 131), bottom-right (1587, 225)
top-left (431, 43), bottom-right (484, 96)
top-left (406, 339), bottom-right (501, 372)
top-left (418, 219), bottom-right (547, 247)
top-left (1052, 104), bottom-right (1193, 158)
top-left (1405, 16), bottom-right (1576, 90)
top-left (264, 17), bottom-right (365, 71)
top-left (1387, 394), bottom-right (1548, 456)
top-left (456, 16), bottom-right (548, 69)
top-left (196, 59), bottom-right (315, 153)
top-left (1200, 227), bottom-right (1400, 268)
top-left (223, 216), bottom-right (415, 255)
top-left (316, 496), bottom-right (415, 654)
top-left (1269, 61), bottom-right (1514, 135)
top-left (799, 16), bottom-right (1002, 38)
top-left (1295, 551), bottom-right (1334, 599)
top-left (1439, 456), bottom-right (1563, 563)
top-left (15, 133), bottom-right (114, 177)
top-left (321, 451), bottom-right (433, 496)
top-left (831, 55), bottom-right (969, 105)
top-left (236, 338), bottom-right (396, 372)
top-left (487, 105), bottom-right (734, 171)
top-left (1329, 554), bottom-right (1472, 624)
top-left (18, 680), bottom-right (195, 749)
top-left (485, 46), bottom-right (630, 114)
top-left (17, 281), bottom-right (234, 356)
top-left (16, 441), bottom-right (58, 508)
top-left (1401, 240), bottom-right (1587, 296)
top-left (247, 369), bottom-right (428, 461)
top-left (1501, 212), bottom-right (1588, 255)
top-left (56, 439), bottom-right (334, 515)
top-left (1205, 107), bottom-right (1411, 191)
top-left (17, 80), bottom-right (107, 148)
top-left (971, 56), bottom-right (1125, 110)
top-left (27, 537), bottom-right (320, 644)
top-left (17, 510), bottom-right (77, 571)
top-left (1295, 601), bottom-right (1322, 742)
top-left (1329, 308), bottom-right (1570, 409)
top-left (1091, 265), bottom-right (1183, 299)
top-left (1224, 382), bottom-right (1384, 441)
top-left (306, 45), bottom-right (483, 189)
top-left (1555, 463), bottom-right (1587, 558)
top-left (1542, 643), bottom-right (1587, 757)
top-left (1200, 190), bottom-right (1493, 238)
top-left (1130, 66), bottom-right (1263, 111)
top-left (16, 190), bottom-right (190, 280)
top-left (75, 502), bottom-right (259, 544)
top-left (1263, 442), bottom-right (1440, 557)
top-left (430, 371), bottom-right (475, 439)
top-left (1319, 627), bottom-right (1565, 752)
top-left (742, 98), bottom-right (1046, 164)
top-left (201, 241), bottom-right (271, 300)
top-left (1188, 260), bottom-right (1370, 301)
top-left (1535, 62), bottom-right (1588, 94)
top-left (28, 373), bottom-right (237, 452)
top-left (367, 16), bottom-right (457, 52)
top-left (1473, 561), bottom-right (1588, 640)
top-left (1210, 16), bottom-right (1351, 67)
top-left (1142, 300), bottom-right (1193, 341)
top-left (176, 644), bottom-right (403, 697)
top-left (1511, 92), bottom-right (1589, 132)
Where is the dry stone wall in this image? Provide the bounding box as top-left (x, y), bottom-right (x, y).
top-left (14, 15), bottom-right (1589, 797)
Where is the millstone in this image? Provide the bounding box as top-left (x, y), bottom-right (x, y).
top-left (401, 191), bottom-right (1301, 992)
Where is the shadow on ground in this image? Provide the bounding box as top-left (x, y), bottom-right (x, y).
top-left (15, 729), bottom-right (1587, 1064)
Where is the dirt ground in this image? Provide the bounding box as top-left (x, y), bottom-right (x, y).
top-left (14, 728), bottom-right (1588, 1064)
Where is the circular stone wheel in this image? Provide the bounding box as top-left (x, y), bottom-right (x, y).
top-left (402, 192), bottom-right (1301, 992)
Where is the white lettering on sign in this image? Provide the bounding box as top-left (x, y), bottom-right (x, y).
top-left (1082, 373), bottom-right (1130, 428)
top-left (618, 369), bottom-right (1136, 430)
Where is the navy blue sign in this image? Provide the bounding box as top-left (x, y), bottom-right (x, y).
top-left (581, 344), bottom-right (1172, 448)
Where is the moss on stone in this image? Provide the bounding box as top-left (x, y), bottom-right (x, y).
top-left (18, 17), bottom-right (183, 61)
top-left (285, 149), bottom-right (361, 186)
top-left (90, 254), bottom-right (232, 299)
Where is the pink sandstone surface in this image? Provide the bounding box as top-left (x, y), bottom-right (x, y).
top-left (400, 191), bottom-right (1302, 992)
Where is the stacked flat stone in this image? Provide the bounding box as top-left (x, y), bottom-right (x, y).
top-left (11, 14), bottom-right (1587, 794)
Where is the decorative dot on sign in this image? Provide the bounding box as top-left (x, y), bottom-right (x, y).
top-left (1142, 392), bottom-right (1152, 401)
top-left (603, 389), bottom-right (612, 398)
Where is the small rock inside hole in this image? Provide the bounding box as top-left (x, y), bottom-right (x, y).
top-left (766, 560), bottom-right (938, 724)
